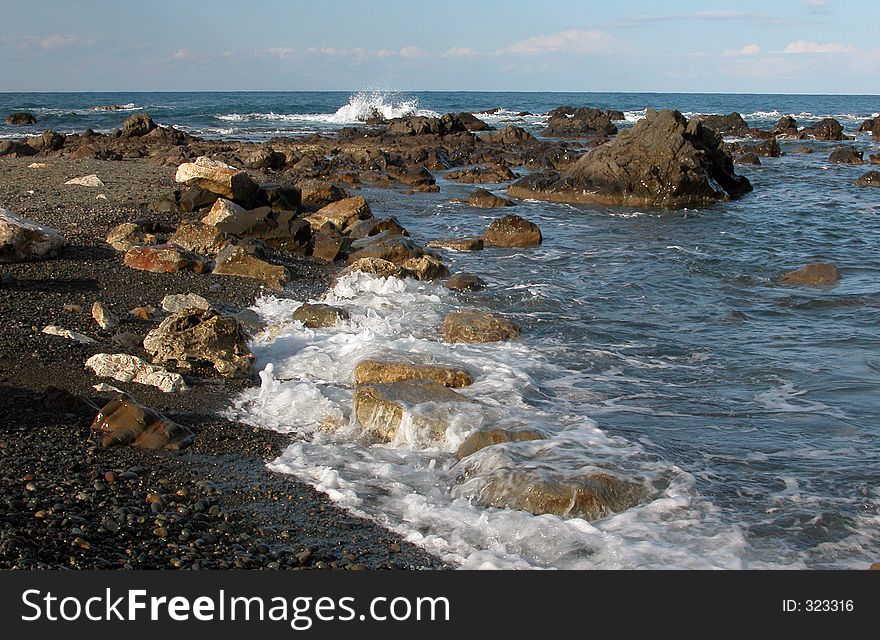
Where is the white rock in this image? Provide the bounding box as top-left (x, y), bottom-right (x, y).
top-left (93, 383), bottom-right (124, 393)
top-left (201, 198), bottom-right (245, 227)
top-left (28, 162), bottom-right (49, 169)
top-left (0, 208), bottom-right (65, 263)
top-left (42, 325), bottom-right (96, 344)
top-left (161, 293), bottom-right (211, 313)
top-left (65, 174), bottom-right (105, 187)
top-left (85, 353), bottom-right (188, 393)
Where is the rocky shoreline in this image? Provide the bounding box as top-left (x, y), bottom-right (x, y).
top-left (1, 106), bottom-right (877, 570)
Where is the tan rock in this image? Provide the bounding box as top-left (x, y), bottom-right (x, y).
top-left (354, 360), bottom-right (472, 388)
top-left (455, 427), bottom-right (546, 460)
top-left (400, 255), bottom-right (449, 281)
top-left (343, 257), bottom-right (409, 279)
top-left (105, 222), bottom-right (161, 252)
top-left (780, 263), bottom-right (841, 287)
top-left (427, 237), bottom-right (484, 251)
top-left (174, 156), bottom-right (258, 202)
top-left (91, 395), bottom-right (194, 450)
top-left (91, 301), bottom-right (117, 330)
top-left (42, 325), bottom-right (96, 344)
top-left (482, 215), bottom-right (542, 248)
top-left (305, 196), bottom-right (372, 232)
top-left (85, 353), bottom-right (187, 393)
top-left (201, 198), bottom-right (247, 227)
top-left (292, 303), bottom-right (350, 328)
top-left (168, 222), bottom-right (231, 257)
top-left (213, 244), bottom-right (289, 289)
top-left (298, 179), bottom-right (349, 211)
top-left (64, 174), bottom-right (104, 187)
top-left (441, 310), bottom-right (520, 343)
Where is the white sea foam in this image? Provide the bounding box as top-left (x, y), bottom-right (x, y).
top-left (223, 271), bottom-right (801, 569)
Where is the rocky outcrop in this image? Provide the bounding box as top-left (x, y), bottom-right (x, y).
top-left (123, 243), bottom-right (208, 274)
top-left (772, 115), bottom-right (798, 136)
top-left (547, 107), bottom-right (618, 138)
top-left (462, 188), bottom-right (515, 208)
top-left (455, 469), bottom-right (645, 520)
top-left (5, 112), bottom-right (37, 125)
top-left (445, 165), bottom-right (517, 184)
top-left (212, 244), bottom-right (289, 288)
top-left (441, 310), bottom-right (520, 343)
top-left (85, 353), bottom-right (188, 393)
top-left (508, 110), bottom-right (752, 207)
top-left (0, 208), bottom-right (65, 263)
top-left (292, 303), bottom-right (350, 328)
top-left (696, 112), bottom-right (749, 135)
top-left (305, 196), bottom-right (372, 232)
top-left (482, 215), bottom-right (542, 248)
top-left (455, 427), bottom-right (546, 460)
top-left (353, 380), bottom-right (473, 443)
top-left (800, 118), bottom-right (849, 141)
top-left (855, 171), bottom-right (880, 187)
top-left (354, 360), bottom-right (473, 388)
top-left (143, 309), bottom-right (254, 378)
top-left (121, 114), bottom-right (156, 138)
top-left (828, 146), bottom-right (863, 164)
top-left (91, 395), bottom-right (195, 450)
top-left (456, 112), bottom-right (492, 132)
top-left (780, 263), bottom-right (840, 286)
top-left (385, 114), bottom-right (468, 137)
top-left (175, 157), bottom-right (259, 204)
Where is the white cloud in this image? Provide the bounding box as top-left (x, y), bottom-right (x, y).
top-left (442, 47), bottom-right (477, 58)
top-left (780, 40), bottom-right (855, 54)
top-left (499, 29), bottom-right (614, 55)
top-left (722, 44), bottom-right (761, 57)
top-left (802, 0), bottom-right (831, 12)
top-left (398, 46), bottom-right (429, 58)
top-left (1, 34), bottom-right (99, 50)
top-left (171, 48), bottom-right (192, 60)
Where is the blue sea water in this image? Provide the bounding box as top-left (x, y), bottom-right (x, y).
top-left (2, 91), bottom-right (878, 568)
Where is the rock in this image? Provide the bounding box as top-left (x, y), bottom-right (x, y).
top-left (143, 309), bottom-right (254, 378)
top-left (346, 236), bottom-right (432, 265)
top-left (427, 237), bottom-right (484, 251)
top-left (161, 293), bottom-right (211, 313)
top-left (343, 257), bottom-right (408, 279)
top-left (445, 165), bottom-right (517, 184)
top-left (353, 381), bottom-right (473, 442)
top-left (855, 171), bottom-right (880, 187)
top-left (168, 222), bottom-right (231, 257)
top-left (0, 208), bottom-right (65, 263)
top-left (257, 182), bottom-right (301, 211)
top-left (41, 325), bottom-right (96, 344)
top-left (292, 303), bottom-right (350, 328)
top-left (509, 110), bottom-right (752, 207)
top-left (123, 244), bottom-right (208, 274)
top-left (445, 273), bottom-right (487, 292)
top-left (178, 185), bottom-right (221, 213)
top-left (385, 114), bottom-right (468, 137)
top-left (771, 115), bottom-right (798, 135)
top-left (121, 114), bottom-right (156, 138)
top-left (91, 395), bottom-right (194, 450)
top-left (858, 117), bottom-right (878, 133)
top-left (5, 112), bottom-right (37, 125)
top-left (93, 383), bottom-right (124, 393)
top-left (441, 310), bottom-right (519, 343)
top-left (389, 166), bottom-right (436, 188)
top-left (91, 301), bottom-right (117, 330)
top-left (482, 215), bottom-right (542, 248)
top-left (354, 360), bottom-right (472, 388)
top-left (456, 469), bottom-right (644, 520)
top-left (741, 138), bottom-right (781, 157)
top-left (130, 305), bottom-right (160, 321)
top-left (85, 353), bottom-right (187, 393)
top-left (201, 198), bottom-right (246, 227)
top-left (801, 118), bottom-right (848, 141)
top-left (111, 332), bottom-right (143, 349)
top-left (27, 162), bottom-right (49, 169)
top-left (482, 126), bottom-right (536, 145)
top-left (213, 206), bottom-right (311, 254)
top-left (828, 146), bottom-right (863, 164)
top-left (780, 263), bottom-right (841, 286)
top-left (212, 244), bottom-right (289, 288)
top-left (400, 255), bottom-right (449, 281)
top-left (305, 196), bottom-right (372, 232)
top-left (64, 174), bottom-right (105, 187)
top-left (298, 180), bottom-right (349, 211)
top-left (346, 217), bottom-right (409, 240)
top-left (105, 222), bottom-right (162, 252)
top-left (870, 154), bottom-right (880, 165)
top-left (547, 107), bottom-right (618, 138)
top-left (736, 153), bottom-right (761, 165)
top-left (455, 427), bottom-right (546, 460)
top-left (243, 147), bottom-right (286, 170)
top-left (697, 112), bottom-right (749, 135)
top-left (463, 188), bottom-right (515, 208)
top-left (457, 112), bottom-right (492, 131)
top-left (175, 156), bottom-right (259, 204)
top-left (27, 130), bottom-right (65, 152)
top-left (311, 224), bottom-right (349, 262)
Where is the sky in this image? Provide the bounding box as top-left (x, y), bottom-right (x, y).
top-left (1, 0), bottom-right (877, 94)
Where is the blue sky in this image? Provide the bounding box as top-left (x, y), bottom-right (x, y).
top-left (1, 0), bottom-right (877, 93)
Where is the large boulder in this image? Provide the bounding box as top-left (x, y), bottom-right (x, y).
top-left (441, 310), bottom-right (520, 343)
top-left (456, 112), bottom-right (492, 132)
top-left (0, 208), bottom-right (65, 263)
top-left (168, 222), bottom-right (231, 257)
top-left (5, 112), bottom-right (37, 125)
top-left (780, 263), bottom-right (840, 286)
top-left (123, 243), bottom-right (208, 274)
top-left (462, 188), bottom-right (515, 208)
top-left (292, 303), bottom-right (350, 328)
top-left (212, 206), bottom-right (310, 253)
top-left (175, 157), bottom-right (259, 204)
top-left (354, 360), bottom-right (472, 388)
top-left (212, 244), bottom-right (289, 289)
top-left (801, 118), bottom-right (848, 141)
top-left (297, 179), bottom-right (349, 211)
top-left (385, 114), bottom-right (468, 137)
top-left (91, 395), bottom-right (194, 450)
top-left (85, 353), bottom-right (187, 393)
top-left (454, 469), bottom-right (645, 520)
top-left (828, 146), bottom-right (863, 165)
top-left (143, 309), bottom-right (254, 378)
top-left (121, 113), bottom-right (156, 138)
top-left (855, 171), bottom-right (880, 187)
top-left (696, 112), bottom-right (749, 135)
top-left (772, 115), bottom-right (799, 136)
top-left (482, 215), bottom-right (542, 248)
top-left (547, 107), bottom-right (617, 138)
top-left (481, 125), bottom-right (536, 146)
top-left (353, 380), bottom-right (473, 443)
top-left (858, 117), bottom-right (878, 133)
top-left (455, 427), bottom-right (546, 460)
top-left (305, 196), bottom-right (372, 232)
top-left (508, 109), bottom-right (752, 207)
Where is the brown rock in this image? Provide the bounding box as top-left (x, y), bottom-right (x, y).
top-left (91, 395), bottom-right (194, 450)
top-left (828, 146), bottom-right (863, 165)
top-left (346, 236), bottom-right (433, 265)
top-left (292, 303), bottom-right (350, 328)
top-left (399, 255), bottom-right (449, 280)
top-left (5, 112), bottom-right (37, 125)
top-left (455, 428), bottom-right (546, 460)
top-left (174, 156), bottom-right (259, 204)
top-left (201, 198), bottom-right (246, 227)
top-left (780, 263), bottom-right (841, 286)
top-left (463, 188), bottom-right (515, 208)
top-left (343, 257), bottom-right (408, 279)
top-left (427, 237), bottom-right (484, 251)
top-left (168, 222), bottom-right (231, 257)
top-left (213, 244), bottom-right (289, 289)
top-left (482, 215), bottom-right (542, 248)
top-left (306, 196), bottom-right (372, 232)
top-left (354, 360), bottom-right (472, 388)
top-left (441, 310), bottom-right (519, 343)
top-left (445, 273), bottom-right (487, 291)
top-left (123, 244), bottom-right (208, 274)
top-left (446, 165), bottom-right (517, 184)
top-left (855, 171), bottom-right (880, 187)
top-left (311, 223), bottom-right (349, 262)
top-left (298, 179), bottom-right (349, 211)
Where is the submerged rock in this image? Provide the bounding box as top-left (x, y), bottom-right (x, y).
top-left (445, 273), bottom-right (487, 292)
top-left (0, 208), bottom-right (65, 263)
top-left (143, 308), bottom-right (254, 378)
top-left (427, 237), bottom-right (484, 251)
top-left (5, 112), bottom-right (37, 125)
top-left (91, 395), bottom-right (194, 450)
top-left (85, 353), bottom-right (187, 393)
top-left (828, 146), bottom-right (864, 165)
top-left (441, 310), bottom-right (520, 343)
top-left (354, 360), bottom-right (473, 388)
top-left (780, 263), bottom-right (841, 286)
top-left (461, 188), bottom-right (515, 209)
top-left (455, 427), bottom-right (546, 460)
top-left (508, 109), bottom-right (752, 208)
top-left (482, 215), bottom-right (542, 248)
top-left (855, 171), bottom-right (880, 187)
top-left (292, 303), bottom-right (350, 328)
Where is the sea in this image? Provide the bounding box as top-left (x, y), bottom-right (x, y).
top-left (2, 90), bottom-right (878, 569)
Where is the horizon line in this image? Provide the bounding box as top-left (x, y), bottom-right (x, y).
top-left (1, 89), bottom-right (879, 97)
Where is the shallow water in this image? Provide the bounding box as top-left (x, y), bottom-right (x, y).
top-left (5, 89), bottom-right (878, 568)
